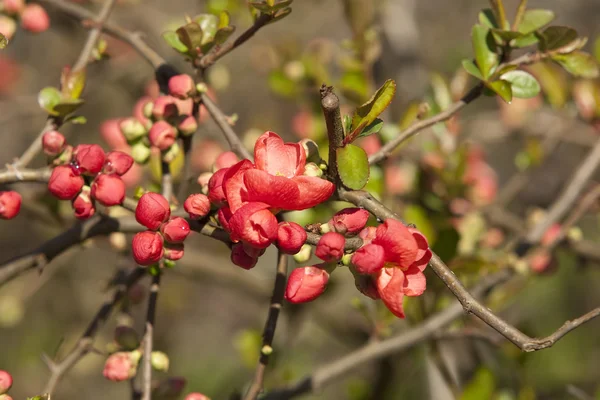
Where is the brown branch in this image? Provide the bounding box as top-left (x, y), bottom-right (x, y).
top-left (141, 273), bottom-right (161, 400)
top-left (42, 267), bottom-right (145, 394)
top-left (15, 119), bottom-right (59, 168)
top-left (244, 251), bottom-right (288, 400)
top-left (0, 167), bottom-right (51, 184)
top-left (320, 85), bottom-right (344, 180)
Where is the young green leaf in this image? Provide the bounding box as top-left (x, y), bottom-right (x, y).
top-left (60, 68), bottom-right (86, 99)
top-left (461, 59), bottom-right (484, 80)
top-left (162, 31), bottom-right (189, 53)
top-left (37, 87), bottom-right (63, 116)
top-left (478, 9), bottom-right (498, 29)
top-left (500, 70), bottom-right (540, 98)
top-left (356, 118), bottom-right (384, 139)
top-left (218, 11), bottom-right (230, 29)
top-left (176, 22), bottom-right (204, 52)
top-left (349, 79), bottom-right (396, 139)
top-left (337, 144), bottom-right (370, 190)
top-left (516, 9), bottom-right (555, 34)
top-left (343, 114), bottom-right (352, 134)
top-left (486, 79), bottom-right (512, 103)
top-left (512, 33), bottom-right (539, 48)
top-left (53, 98), bottom-right (85, 117)
top-left (471, 24), bottom-right (498, 79)
top-left (537, 26), bottom-right (578, 52)
top-left (195, 14), bottom-right (218, 45)
top-left (489, 0), bottom-right (508, 30)
top-left (553, 51), bottom-right (600, 79)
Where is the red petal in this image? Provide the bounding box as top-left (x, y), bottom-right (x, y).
top-left (229, 202), bottom-right (278, 248)
top-left (290, 176), bottom-right (335, 210)
top-left (376, 267), bottom-right (406, 318)
top-left (351, 243), bottom-right (385, 274)
top-left (373, 219), bottom-right (418, 269)
top-left (243, 169), bottom-right (300, 209)
top-left (223, 160), bottom-right (254, 213)
top-left (402, 265), bottom-right (426, 296)
top-left (254, 131), bottom-right (306, 178)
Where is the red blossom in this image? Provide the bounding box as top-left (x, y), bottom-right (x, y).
top-left (20, 4), bottom-right (49, 33)
top-left (228, 202), bottom-right (278, 249)
top-left (328, 208), bottom-right (370, 235)
top-left (91, 174), bottom-right (126, 206)
top-left (73, 144), bottom-right (106, 175)
top-left (48, 165), bottom-right (84, 200)
top-left (372, 219), bottom-right (418, 269)
top-left (42, 130), bottom-right (66, 156)
top-left (103, 351), bottom-right (140, 382)
top-left (375, 265), bottom-right (426, 318)
top-left (207, 167), bottom-right (230, 206)
top-left (104, 151), bottom-right (134, 175)
top-left (285, 266), bottom-right (329, 303)
top-left (132, 231), bottom-right (164, 265)
top-left (72, 186), bottom-right (95, 220)
top-left (0, 370), bottom-right (12, 394)
top-left (315, 232), bottom-right (345, 262)
top-left (276, 221), bottom-right (307, 254)
top-left (351, 243), bottom-right (386, 274)
top-left (168, 74), bottom-right (195, 99)
top-left (135, 192), bottom-right (171, 230)
top-left (160, 217), bottom-right (190, 243)
top-left (230, 243), bottom-right (259, 270)
top-left (184, 194), bottom-right (210, 219)
top-left (149, 121), bottom-right (176, 151)
top-left (152, 95), bottom-right (178, 120)
top-left (217, 206), bottom-right (233, 233)
top-left (0, 191), bottom-right (21, 220)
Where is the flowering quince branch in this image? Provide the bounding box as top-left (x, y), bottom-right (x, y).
top-left (141, 273), bottom-right (161, 400)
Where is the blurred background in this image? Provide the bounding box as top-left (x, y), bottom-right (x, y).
top-left (2, 0), bottom-right (600, 399)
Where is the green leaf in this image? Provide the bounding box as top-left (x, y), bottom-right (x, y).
top-left (176, 22), bottom-right (204, 52)
top-left (37, 87), bottom-right (63, 116)
top-left (162, 31), bottom-right (189, 53)
top-left (60, 67), bottom-right (86, 99)
top-left (478, 9), bottom-right (498, 29)
top-left (471, 24), bottom-right (498, 79)
top-left (490, 29), bottom-right (524, 41)
top-left (553, 51), bottom-right (600, 78)
top-left (517, 9), bottom-right (555, 34)
top-left (268, 7), bottom-right (292, 24)
top-left (214, 26), bottom-right (235, 45)
top-left (486, 79), bottom-right (512, 103)
top-left (268, 70), bottom-right (297, 97)
top-left (0, 33), bottom-right (7, 49)
top-left (430, 73), bottom-right (452, 110)
top-left (500, 70), bottom-right (540, 98)
top-left (356, 118), bottom-right (384, 139)
top-left (337, 144), bottom-right (369, 190)
top-left (218, 11), bottom-right (230, 29)
top-left (339, 69), bottom-right (368, 104)
top-left (513, 32), bottom-right (539, 48)
top-left (537, 26), bottom-right (578, 52)
top-left (194, 14), bottom-right (218, 45)
top-left (460, 368), bottom-right (495, 400)
top-left (66, 115), bottom-right (87, 124)
top-left (343, 114), bottom-right (352, 134)
top-left (53, 98), bottom-right (85, 117)
top-left (461, 59), bottom-right (484, 80)
top-left (349, 79), bottom-right (396, 139)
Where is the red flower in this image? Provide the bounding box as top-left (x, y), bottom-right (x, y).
top-left (315, 232), bottom-right (345, 262)
top-left (103, 351), bottom-right (140, 382)
top-left (135, 192), bottom-right (170, 230)
top-left (168, 74), bottom-right (195, 99)
top-left (0, 369), bottom-right (12, 394)
top-left (20, 4), bottom-right (49, 33)
top-left (375, 265), bottom-right (426, 318)
top-left (72, 186), bottom-right (95, 220)
top-left (132, 231), bottom-right (164, 265)
top-left (149, 121), bottom-right (176, 151)
top-left (285, 266), bottom-right (329, 303)
top-left (228, 202), bottom-right (278, 249)
top-left (351, 243), bottom-right (386, 274)
top-left (48, 165), bottom-right (84, 200)
top-left (408, 227), bottom-right (432, 270)
top-left (42, 130), bottom-right (65, 156)
top-left (160, 217), bottom-right (190, 244)
top-left (104, 151), bottom-right (134, 175)
top-left (73, 144), bottom-right (106, 175)
top-left (230, 243), bottom-right (259, 270)
top-left (254, 131), bottom-right (306, 177)
top-left (183, 194), bottom-right (210, 219)
top-left (207, 168), bottom-right (230, 206)
top-left (91, 174), bottom-right (126, 206)
top-left (328, 208), bottom-right (370, 235)
top-left (276, 221), bottom-right (307, 254)
top-left (372, 219), bottom-right (418, 268)
top-left (0, 191), bottom-right (21, 220)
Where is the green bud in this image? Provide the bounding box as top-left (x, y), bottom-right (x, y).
top-left (162, 142), bottom-right (181, 163)
top-left (120, 118), bottom-right (148, 142)
top-left (293, 244), bottom-right (312, 264)
top-left (131, 141), bottom-right (151, 164)
top-left (150, 351), bottom-right (170, 372)
top-left (303, 162), bottom-right (323, 178)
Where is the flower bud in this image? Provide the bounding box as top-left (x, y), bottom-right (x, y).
top-left (277, 221), bottom-right (307, 254)
top-left (0, 16), bottom-right (17, 41)
top-left (285, 266), bottom-right (329, 303)
top-left (132, 96), bottom-right (153, 128)
top-left (151, 351), bottom-right (170, 372)
top-left (91, 174), bottom-right (126, 206)
top-left (119, 117), bottom-right (147, 142)
top-left (315, 232), bottom-right (345, 262)
top-left (2, 0), bottom-right (24, 14)
top-left (100, 119), bottom-right (128, 150)
top-left (174, 97), bottom-right (194, 116)
top-left (185, 393), bottom-right (211, 400)
top-left (131, 141), bottom-right (151, 164)
top-left (231, 243), bottom-right (259, 270)
top-left (103, 351), bottom-right (141, 382)
top-left (160, 217), bottom-right (190, 243)
top-left (132, 231), bottom-right (164, 265)
top-left (168, 74), bottom-right (196, 99)
top-left (135, 192), bottom-right (171, 230)
top-left (20, 4), bottom-right (49, 33)
top-left (207, 168), bottom-right (228, 205)
top-left (178, 115), bottom-right (198, 136)
top-left (72, 186), bottom-right (95, 219)
top-left (212, 151), bottom-right (239, 171)
top-left (162, 142), bottom-right (181, 163)
top-left (149, 121), bottom-right (176, 151)
top-left (303, 162), bottom-right (323, 178)
top-left (293, 244), bottom-right (312, 263)
top-left (0, 191), bottom-right (21, 220)
top-left (42, 130), bottom-right (66, 156)
top-left (164, 243), bottom-right (184, 261)
top-left (184, 193), bottom-right (210, 219)
top-left (351, 243), bottom-right (385, 274)
top-left (328, 208), bottom-right (370, 235)
top-left (104, 151), bottom-right (134, 176)
top-left (73, 144), bottom-right (105, 175)
top-left (114, 325), bottom-right (140, 350)
top-left (0, 370), bottom-right (12, 395)
top-left (48, 165), bottom-right (84, 200)
top-left (152, 96), bottom-right (178, 120)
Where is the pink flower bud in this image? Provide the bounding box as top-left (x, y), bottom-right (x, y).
top-left (100, 119), bottom-right (128, 150)
top-left (121, 162), bottom-right (143, 188)
top-left (48, 165), bottom-right (84, 200)
top-left (0, 370), bottom-right (12, 395)
top-left (103, 351), bottom-right (141, 382)
top-left (213, 151), bottom-right (239, 171)
top-left (174, 97), bottom-right (193, 116)
top-left (164, 243), bottom-right (184, 261)
top-left (351, 243), bottom-right (386, 274)
top-left (104, 151), bottom-right (134, 175)
top-left (20, 4), bottom-right (49, 33)
top-left (132, 231), bottom-right (164, 265)
top-left (230, 243), bottom-right (259, 270)
top-left (207, 168), bottom-right (228, 205)
top-left (135, 192), bottom-right (170, 230)
top-left (0, 394), bottom-right (14, 400)
top-left (315, 232), bottom-right (345, 262)
top-left (0, 16), bottom-right (17, 41)
top-left (328, 208), bottom-right (369, 235)
top-left (184, 194), bottom-right (210, 219)
top-left (285, 266), bottom-right (329, 303)
top-left (185, 393), bottom-right (211, 400)
top-left (42, 130), bottom-right (66, 156)
top-left (277, 221), bottom-right (307, 254)
top-left (0, 191), bottom-right (21, 220)
top-left (529, 249), bottom-right (552, 273)
top-left (152, 96), bottom-right (178, 120)
top-left (168, 74), bottom-right (195, 99)
top-left (160, 217), bottom-right (190, 243)
top-left (2, 0), bottom-right (24, 14)
top-left (73, 144), bottom-right (106, 175)
top-left (114, 325), bottom-right (140, 350)
top-left (91, 174), bottom-right (126, 206)
top-left (149, 121), bottom-right (176, 151)
top-left (72, 186), bottom-right (95, 219)
top-left (178, 115), bottom-right (198, 136)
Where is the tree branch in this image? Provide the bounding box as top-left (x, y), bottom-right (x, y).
top-left (0, 167), bottom-right (51, 184)
top-left (320, 85), bottom-right (344, 180)
top-left (141, 272), bottom-right (161, 400)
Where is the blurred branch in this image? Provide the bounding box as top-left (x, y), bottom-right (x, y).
top-left (141, 273), bottom-right (160, 400)
top-left (244, 251), bottom-right (288, 400)
top-left (14, 119), bottom-right (59, 168)
top-left (71, 0), bottom-right (116, 73)
top-left (0, 167), bottom-right (51, 184)
top-left (161, 161), bottom-right (173, 202)
top-left (42, 267), bottom-right (145, 395)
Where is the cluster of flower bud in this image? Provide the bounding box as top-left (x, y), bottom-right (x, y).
top-left (0, 191), bottom-right (21, 220)
top-left (44, 131), bottom-right (133, 219)
top-left (0, 0), bottom-right (50, 41)
top-left (0, 370), bottom-right (13, 400)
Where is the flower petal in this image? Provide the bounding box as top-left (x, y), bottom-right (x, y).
top-left (402, 265), bottom-right (426, 296)
top-left (254, 131), bottom-right (306, 177)
top-left (243, 169), bottom-right (300, 209)
top-left (376, 267), bottom-right (406, 319)
top-left (373, 219), bottom-right (418, 269)
top-left (290, 176), bottom-right (335, 210)
top-left (229, 202), bottom-right (278, 248)
top-left (223, 160), bottom-right (254, 213)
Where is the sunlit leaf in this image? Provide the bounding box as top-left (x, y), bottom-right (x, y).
top-left (349, 79), bottom-right (396, 139)
top-left (537, 26), bottom-right (578, 52)
top-left (195, 14), bottom-right (218, 45)
top-left (214, 26), bottom-right (235, 45)
top-left (337, 144), bottom-right (369, 190)
top-left (176, 22), bottom-right (203, 52)
top-left (218, 10), bottom-right (230, 29)
top-left (486, 79), bottom-right (512, 103)
top-left (553, 51), bottom-right (600, 78)
top-left (517, 9), bottom-right (555, 34)
top-left (528, 62), bottom-right (568, 108)
top-left (461, 59), bottom-right (484, 80)
top-left (37, 87), bottom-right (63, 116)
top-left (53, 98), bottom-right (85, 117)
top-left (491, 29), bottom-right (524, 41)
top-left (471, 24), bottom-right (498, 79)
top-left (513, 32), bottom-right (539, 48)
top-left (478, 9), bottom-right (498, 29)
top-left (162, 31), bottom-right (189, 53)
top-left (356, 118), bottom-right (384, 139)
top-left (60, 67), bottom-right (86, 99)
top-left (500, 70), bottom-right (540, 98)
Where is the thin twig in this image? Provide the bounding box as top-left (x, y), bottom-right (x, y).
top-left (15, 119), bottom-right (59, 168)
top-left (141, 273), bottom-right (161, 400)
top-left (0, 167), bottom-right (51, 183)
top-left (244, 251), bottom-right (288, 400)
top-left (161, 160), bottom-right (173, 202)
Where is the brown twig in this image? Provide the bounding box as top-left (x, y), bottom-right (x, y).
top-left (320, 85), bottom-right (344, 180)
top-left (141, 273), bottom-right (161, 400)
top-left (244, 251), bottom-right (288, 400)
top-left (0, 167), bottom-right (51, 184)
